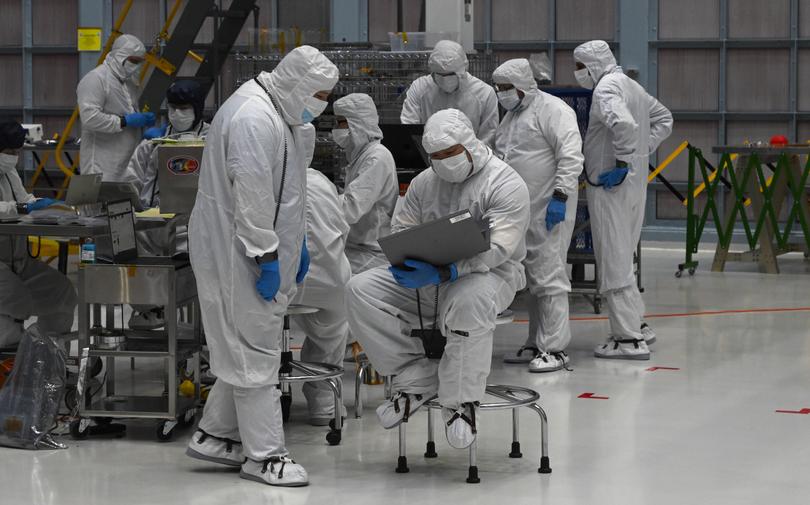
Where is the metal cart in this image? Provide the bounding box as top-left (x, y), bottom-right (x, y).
top-left (70, 259), bottom-right (202, 442)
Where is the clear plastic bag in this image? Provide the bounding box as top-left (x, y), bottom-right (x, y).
top-left (0, 324), bottom-right (67, 449)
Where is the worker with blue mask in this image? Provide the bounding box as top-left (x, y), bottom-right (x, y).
top-left (331, 93), bottom-right (398, 274)
top-left (573, 40), bottom-right (673, 360)
top-left (401, 40), bottom-right (499, 147)
top-left (493, 59), bottom-right (584, 373)
top-left (77, 34), bottom-right (155, 182)
top-left (185, 46), bottom-right (338, 487)
top-left (346, 109), bottom-right (530, 450)
top-left (123, 79), bottom-right (210, 331)
top-left (0, 120), bottom-right (76, 348)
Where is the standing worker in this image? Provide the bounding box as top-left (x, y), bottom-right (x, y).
top-left (184, 46), bottom-right (338, 487)
top-left (493, 59), bottom-right (584, 373)
top-left (573, 40), bottom-right (672, 360)
top-left (401, 40), bottom-right (499, 146)
top-left (0, 120), bottom-right (76, 347)
top-left (332, 93), bottom-right (398, 273)
top-left (346, 109), bottom-right (529, 449)
top-left (77, 34), bottom-right (155, 182)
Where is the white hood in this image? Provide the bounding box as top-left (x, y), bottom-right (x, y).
top-left (422, 108), bottom-right (490, 180)
top-left (333, 93), bottom-right (383, 161)
top-left (103, 34), bottom-right (145, 82)
top-left (573, 40), bottom-right (618, 84)
top-left (428, 40), bottom-right (469, 78)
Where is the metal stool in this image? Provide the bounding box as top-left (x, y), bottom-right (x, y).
top-left (279, 304), bottom-right (344, 445)
top-left (395, 384), bottom-right (551, 483)
top-left (354, 310), bottom-right (516, 418)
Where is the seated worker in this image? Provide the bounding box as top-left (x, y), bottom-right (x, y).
top-left (346, 109), bottom-right (530, 449)
top-left (400, 40), bottom-right (499, 147)
top-left (0, 120), bottom-right (77, 347)
top-left (123, 79), bottom-right (209, 330)
top-left (332, 93), bottom-right (398, 274)
top-left (291, 139), bottom-right (352, 425)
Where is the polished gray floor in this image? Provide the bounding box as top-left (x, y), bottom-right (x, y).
top-left (3, 245), bottom-right (810, 505)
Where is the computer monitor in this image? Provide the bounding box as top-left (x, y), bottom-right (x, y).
top-left (107, 199), bottom-right (138, 263)
top-left (379, 124), bottom-right (428, 182)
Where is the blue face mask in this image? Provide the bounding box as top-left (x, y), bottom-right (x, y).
top-left (301, 109), bottom-right (315, 124)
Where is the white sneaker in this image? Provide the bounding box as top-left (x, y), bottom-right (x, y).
top-left (594, 338), bottom-right (650, 360)
top-left (641, 323), bottom-right (657, 345)
top-left (185, 429), bottom-right (244, 467)
top-left (442, 403), bottom-right (478, 449)
top-left (240, 456), bottom-right (308, 487)
top-left (376, 391), bottom-right (434, 429)
top-left (528, 351), bottom-right (570, 373)
top-left (128, 309), bottom-right (165, 330)
top-left (503, 345), bottom-right (540, 364)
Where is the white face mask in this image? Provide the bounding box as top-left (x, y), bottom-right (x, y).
top-left (433, 73), bottom-right (460, 93)
top-left (497, 88), bottom-right (522, 111)
top-left (331, 128), bottom-right (351, 149)
top-left (169, 106), bottom-right (196, 132)
top-left (574, 68), bottom-right (595, 90)
top-left (123, 60), bottom-right (143, 78)
top-left (431, 151), bottom-right (472, 183)
top-left (302, 95), bottom-right (328, 123)
top-left (0, 153), bottom-right (18, 173)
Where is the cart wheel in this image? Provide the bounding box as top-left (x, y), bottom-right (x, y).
top-left (326, 429), bottom-right (341, 446)
top-left (64, 387), bottom-right (78, 411)
top-left (70, 419), bottom-right (89, 440)
top-left (156, 421), bottom-right (177, 442)
top-left (675, 270), bottom-right (683, 278)
top-left (281, 394), bottom-right (292, 422)
top-left (89, 356), bottom-right (103, 378)
top-left (688, 267), bottom-right (696, 276)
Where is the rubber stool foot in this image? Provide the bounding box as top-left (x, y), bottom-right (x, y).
top-left (538, 456), bottom-right (552, 474)
top-left (509, 441), bottom-right (522, 458)
top-left (424, 441), bottom-right (438, 458)
top-left (466, 465), bottom-right (480, 484)
top-left (395, 456), bottom-right (409, 473)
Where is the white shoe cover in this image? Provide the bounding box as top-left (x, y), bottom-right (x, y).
top-left (442, 404), bottom-right (478, 449)
top-left (376, 391), bottom-right (434, 429)
top-left (594, 338), bottom-right (650, 360)
top-left (128, 309), bottom-right (165, 330)
top-left (528, 351), bottom-right (570, 373)
top-left (641, 323), bottom-right (657, 345)
top-left (185, 430), bottom-right (244, 467)
top-left (240, 456), bottom-right (309, 487)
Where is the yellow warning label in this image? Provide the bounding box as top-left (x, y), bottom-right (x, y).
top-left (78, 27), bottom-right (102, 52)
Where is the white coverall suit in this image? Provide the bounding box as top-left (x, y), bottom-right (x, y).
top-left (77, 34), bottom-right (146, 182)
top-left (333, 94), bottom-right (398, 274)
top-left (347, 109), bottom-right (530, 410)
top-left (400, 40), bottom-right (499, 147)
top-left (0, 164), bottom-right (77, 347)
top-left (493, 59), bottom-right (584, 358)
top-left (188, 46), bottom-right (338, 461)
top-left (574, 41), bottom-right (673, 345)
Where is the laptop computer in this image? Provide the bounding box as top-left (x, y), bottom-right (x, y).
top-left (106, 199), bottom-right (174, 265)
top-left (65, 174), bottom-right (102, 206)
top-left (156, 143), bottom-right (203, 214)
top-left (378, 209), bottom-right (491, 268)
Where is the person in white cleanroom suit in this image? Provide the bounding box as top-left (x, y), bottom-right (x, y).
top-left (77, 34), bottom-right (155, 182)
top-left (346, 109), bottom-right (530, 450)
top-left (493, 59), bottom-right (584, 373)
top-left (332, 93), bottom-right (398, 273)
top-left (0, 120), bottom-right (76, 348)
top-left (401, 40), bottom-right (499, 146)
top-left (123, 79), bottom-right (210, 331)
top-left (184, 45), bottom-right (338, 487)
top-left (573, 40), bottom-right (672, 360)
top-left (291, 127), bottom-right (352, 426)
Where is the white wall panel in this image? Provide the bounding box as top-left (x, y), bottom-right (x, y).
top-left (727, 49), bottom-right (789, 112)
top-left (659, 0), bottom-right (719, 39)
top-left (557, 0), bottom-right (615, 41)
top-left (657, 49), bottom-right (719, 111)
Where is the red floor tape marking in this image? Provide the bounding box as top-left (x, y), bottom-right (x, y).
top-left (578, 392), bottom-right (609, 400)
top-left (646, 366), bottom-right (681, 372)
top-left (775, 408), bottom-right (810, 415)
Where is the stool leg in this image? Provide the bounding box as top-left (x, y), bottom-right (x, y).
top-left (396, 422), bottom-right (409, 473)
top-left (529, 403), bottom-right (552, 474)
top-left (355, 364), bottom-right (365, 419)
top-left (280, 315), bottom-right (292, 422)
top-left (325, 378), bottom-right (343, 446)
top-left (424, 407), bottom-right (437, 458)
top-left (384, 375), bottom-right (393, 400)
top-left (466, 437), bottom-right (480, 483)
top-left (509, 408), bottom-right (522, 458)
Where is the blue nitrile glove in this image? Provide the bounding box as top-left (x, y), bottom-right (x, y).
top-left (296, 238), bottom-right (310, 284)
top-left (143, 124), bottom-right (168, 140)
top-left (598, 166), bottom-right (629, 190)
top-left (545, 197), bottom-right (566, 231)
top-left (27, 198), bottom-right (61, 212)
top-left (124, 112), bottom-right (156, 128)
top-left (389, 259), bottom-right (458, 289)
top-left (256, 260), bottom-right (281, 301)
